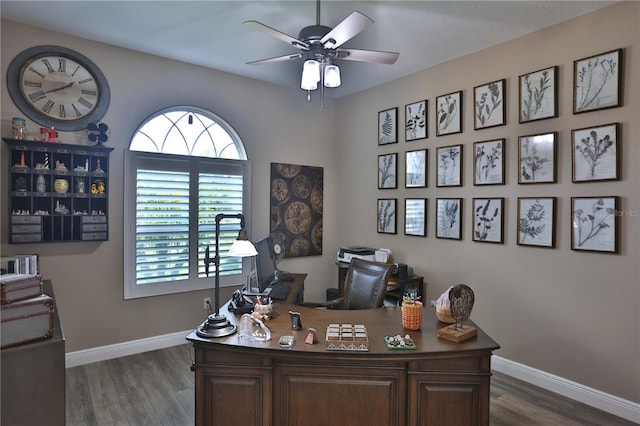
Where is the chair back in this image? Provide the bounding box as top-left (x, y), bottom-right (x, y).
top-left (342, 259), bottom-right (394, 310)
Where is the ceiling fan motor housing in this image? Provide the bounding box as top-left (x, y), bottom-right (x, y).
top-left (298, 25), bottom-right (332, 43)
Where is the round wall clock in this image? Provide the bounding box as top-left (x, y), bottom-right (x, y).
top-left (6, 45), bottom-right (110, 131)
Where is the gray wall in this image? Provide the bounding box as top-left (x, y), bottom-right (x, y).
top-left (1, 19), bottom-right (341, 352)
top-left (1, 2), bottom-right (638, 404)
top-left (335, 2), bottom-right (639, 403)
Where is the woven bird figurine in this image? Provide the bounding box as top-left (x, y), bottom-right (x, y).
top-left (449, 284), bottom-right (474, 330)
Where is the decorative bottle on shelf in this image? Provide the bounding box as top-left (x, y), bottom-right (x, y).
top-left (36, 175), bottom-right (46, 194)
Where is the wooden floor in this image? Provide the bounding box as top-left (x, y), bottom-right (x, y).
top-left (66, 343), bottom-right (636, 426)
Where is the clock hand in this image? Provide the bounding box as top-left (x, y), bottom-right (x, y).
top-left (43, 82), bottom-right (74, 94)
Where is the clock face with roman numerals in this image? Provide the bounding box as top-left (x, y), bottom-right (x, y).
top-left (7, 45), bottom-right (110, 131)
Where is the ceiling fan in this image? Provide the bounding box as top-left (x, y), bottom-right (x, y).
top-left (243, 0), bottom-right (399, 102)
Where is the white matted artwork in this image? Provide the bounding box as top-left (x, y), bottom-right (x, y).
top-left (378, 107), bottom-right (398, 145)
top-left (473, 139), bottom-right (504, 186)
top-left (378, 153), bottom-right (397, 189)
top-left (436, 144), bottom-right (462, 187)
top-left (405, 198), bottom-right (427, 237)
top-left (519, 66), bottom-right (558, 123)
top-left (472, 198), bottom-right (504, 244)
top-left (377, 198), bottom-right (397, 234)
top-left (518, 132), bottom-right (557, 184)
top-left (436, 90), bottom-right (462, 136)
top-left (436, 198), bottom-right (462, 240)
top-left (574, 48), bottom-right (623, 113)
top-left (571, 196), bottom-right (618, 253)
top-left (572, 123), bottom-right (619, 182)
top-left (405, 149), bottom-right (427, 188)
top-left (474, 79), bottom-right (506, 130)
top-left (517, 197), bottom-right (556, 248)
top-left (405, 100), bottom-right (427, 141)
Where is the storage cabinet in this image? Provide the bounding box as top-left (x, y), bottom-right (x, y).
top-left (3, 138), bottom-right (113, 243)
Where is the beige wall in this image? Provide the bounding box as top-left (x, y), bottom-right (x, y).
top-left (1, 20), bottom-right (341, 352)
top-left (1, 2), bottom-right (638, 404)
top-left (336, 2), bottom-right (639, 403)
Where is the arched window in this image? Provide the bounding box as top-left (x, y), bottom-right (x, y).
top-left (124, 107), bottom-right (251, 299)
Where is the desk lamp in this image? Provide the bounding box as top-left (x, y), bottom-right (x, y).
top-left (196, 213), bottom-right (257, 338)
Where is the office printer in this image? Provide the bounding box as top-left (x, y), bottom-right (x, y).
top-left (337, 246), bottom-right (376, 263)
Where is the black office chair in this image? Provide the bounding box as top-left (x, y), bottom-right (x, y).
top-left (303, 259), bottom-right (394, 310)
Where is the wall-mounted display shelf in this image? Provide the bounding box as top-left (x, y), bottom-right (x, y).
top-left (3, 139), bottom-right (114, 244)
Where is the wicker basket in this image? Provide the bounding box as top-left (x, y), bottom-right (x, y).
top-left (435, 305), bottom-right (456, 324)
top-left (401, 301), bottom-right (423, 330)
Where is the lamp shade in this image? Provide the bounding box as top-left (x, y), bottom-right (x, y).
top-left (301, 59), bottom-right (320, 90)
top-left (324, 64), bottom-right (341, 88)
top-left (228, 239), bottom-right (258, 257)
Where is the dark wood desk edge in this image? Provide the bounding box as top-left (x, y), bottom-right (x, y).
top-left (186, 301), bottom-right (499, 357)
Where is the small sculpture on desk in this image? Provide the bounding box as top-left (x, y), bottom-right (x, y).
top-left (437, 284), bottom-right (478, 343)
top-left (449, 284), bottom-right (474, 330)
top-left (289, 310), bottom-right (303, 330)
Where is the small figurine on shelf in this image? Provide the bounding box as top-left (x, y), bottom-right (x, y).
top-left (34, 126), bottom-right (60, 142)
top-left (97, 181), bottom-right (106, 194)
top-left (35, 153), bottom-right (50, 170)
top-left (91, 183), bottom-right (98, 194)
top-left (55, 160), bottom-right (68, 172)
top-left (94, 159), bottom-right (103, 174)
top-left (76, 177), bottom-right (86, 193)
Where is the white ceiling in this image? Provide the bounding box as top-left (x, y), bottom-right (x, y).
top-left (1, 1), bottom-right (613, 98)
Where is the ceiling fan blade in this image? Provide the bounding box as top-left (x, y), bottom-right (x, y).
top-left (320, 11), bottom-right (373, 48)
top-left (337, 48), bottom-right (399, 65)
top-left (247, 53), bottom-right (303, 65)
top-left (243, 20), bottom-right (309, 50)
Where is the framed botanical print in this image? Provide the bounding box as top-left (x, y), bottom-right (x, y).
top-left (472, 197), bottom-right (504, 244)
top-left (377, 198), bottom-right (397, 234)
top-left (518, 132), bottom-right (557, 184)
top-left (405, 149), bottom-right (427, 188)
top-left (474, 79), bottom-right (506, 130)
top-left (436, 198), bottom-right (462, 240)
top-left (378, 107), bottom-right (398, 145)
top-left (436, 144), bottom-right (463, 187)
top-left (473, 139), bottom-right (505, 186)
top-left (572, 123), bottom-right (619, 182)
top-left (405, 100), bottom-right (427, 141)
top-left (436, 90), bottom-right (462, 136)
top-left (378, 153), bottom-right (397, 189)
top-left (574, 48), bottom-right (623, 114)
top-left (405, 198), bottom-right (427, 237)
top-left (571, 196), bottom-right (619, 253)
top-left (519, 65), bottom-right (558, 123)
top-left (517, 197), bottom-right (556, 248)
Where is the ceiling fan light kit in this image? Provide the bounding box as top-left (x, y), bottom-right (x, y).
top-left (301, 59), bottom-right (320, 90)
top-left (245, 0), bottom-right (398, 105)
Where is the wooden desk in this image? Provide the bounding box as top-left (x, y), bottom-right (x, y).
top-left (187, 300), bottom-right (500, 426)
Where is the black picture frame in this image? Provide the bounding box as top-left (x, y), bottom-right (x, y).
top-left (573, 48), bottom-right (623, 114)
top-left (519, 65), bottom-right (558, 123)
top-left (474, 79), bottom-right (506, 130)
top-left (571, 196), bottom-right (619, 253)
top-left (405, 198), bottom-right (427, 237)
top-left (378, 153), bottom-right (398, 189)
top-left (436, 198), bottom-right (462, 240)
top-left (571, 123), bottom-right (619, 183)
top-left (377, 198), bottom-right (397, 234)
top-left (378, 107), bottom-right (398, 145)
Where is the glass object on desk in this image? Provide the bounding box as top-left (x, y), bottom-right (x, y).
top-left (238, 314), bottom-right (271, 342)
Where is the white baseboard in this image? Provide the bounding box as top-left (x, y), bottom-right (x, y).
top-left (66, 336), bottom-right (639, 424)
top-left (492, 355), bottom-right (640, 424)
top-left (65, 329), bottom-right (192, 368)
